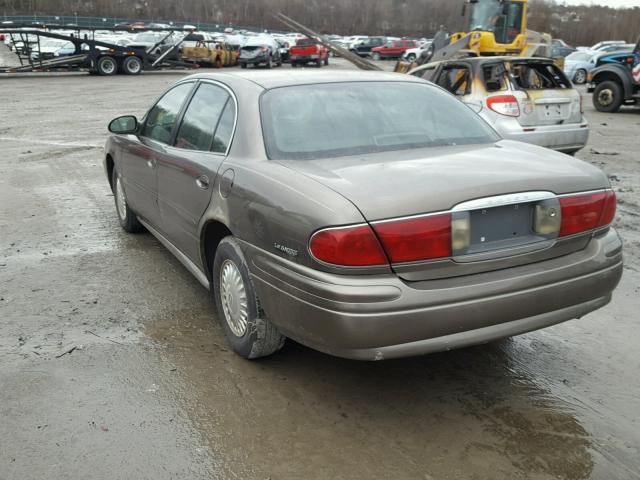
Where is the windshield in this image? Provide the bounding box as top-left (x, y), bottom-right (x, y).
top-left (133, 33), bottom-right (159, 43)
top-left (470, 0), bottom-right (524, 44)
top-left (566, 51), bottom-right (592, 62)
top-left (260, 82), bottom-right (500, 160)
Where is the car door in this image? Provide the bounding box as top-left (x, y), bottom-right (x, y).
top-left (120, 81), bottom-right (195, 227)
top-left (157, 81), bottom-right (236, 263)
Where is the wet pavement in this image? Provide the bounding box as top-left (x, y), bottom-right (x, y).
top-left (1, 55), bottom-right (639, 479)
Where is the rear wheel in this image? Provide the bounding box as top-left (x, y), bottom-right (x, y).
top-left (121, 56), bottom-right (142, 75)
top-left (373, 52), bottom-right (381, 61)
top-left (593, 81), bottom-right (623, 113)
top-left (406, 53), bottom-right (417, 62)
top-left (324, 54), bottom-right (329, 66)
top-left (112, 169), bottom-right (143, 233)
top-left (573, 69), bottom-right (587, 84)
top-left (213, 237), bottom-right (285, 359)
top-left (97, 56), bottom-right (118, 76)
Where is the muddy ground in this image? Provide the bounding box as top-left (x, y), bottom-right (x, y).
top-left (1, 51), bottom-right (639, 480)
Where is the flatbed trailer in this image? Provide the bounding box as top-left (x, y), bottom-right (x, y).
top-left (0, 24), bottom-right (199, 75)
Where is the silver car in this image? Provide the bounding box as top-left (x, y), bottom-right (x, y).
top-left (104, 71), bottom-right (621, 360)
top-left (410, 57), bottom-right (589, 155)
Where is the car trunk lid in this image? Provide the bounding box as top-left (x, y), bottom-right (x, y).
top-left (279, 141), bottom-right (608, 280)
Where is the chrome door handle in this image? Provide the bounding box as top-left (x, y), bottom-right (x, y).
top-left (196, 175), bottom-right (210, 189)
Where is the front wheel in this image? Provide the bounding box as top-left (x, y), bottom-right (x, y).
top-left (265, 57), bottom-right (272, 69)
top-left (97, 56), bottom-right (118, 76)
top-left (593, 81), bottom-right (623, 113)
top-left (213, 237), bottom-right (285, 359)
top-left (112, 169), bottom-right (143, 233)
top-left (573, 69), bottom-right (587, 84)
top-left (406, 53), bottom-right (416, 62)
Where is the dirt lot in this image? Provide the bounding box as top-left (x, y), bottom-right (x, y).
top-left (1, 54), bottom-right (639, 480)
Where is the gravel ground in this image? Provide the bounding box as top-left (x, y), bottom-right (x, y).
top-left (1, 48), bottom-right (639, 480)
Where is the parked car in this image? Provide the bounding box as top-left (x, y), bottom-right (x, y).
top-left (411, 57), bottom-right (589, 154)
top-left (351, 37), bottom-right (386, 57)
top-left (402, 41), bottom-right (433, 63)
top-left (104, 71), bottom-right (621, 360)
top-left (128, 31), bottom-right (179, 59)
top-left (565, 47), bottom-right (635, 85)
top-left (239, 37), bottom-right (282, 68)
top-left (591, 41), bottom-right (626, 51)
top-left (289, 38), bottom-right (328, 67)
top-left (371, 39), bottom-right (417, 60)
top-left (551, 44), bottom-right (576, 58)
top-left (275, 38), bottom-right (291, 63)
top-left (588, 38), bottom-right (640, 112)
top-left (181, 41), bottom-right (239, 68)
top-left (564, 50), bottom-right (598, 84)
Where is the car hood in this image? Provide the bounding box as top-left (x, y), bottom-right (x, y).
top-left (277, 140), bottom-right (609, 221)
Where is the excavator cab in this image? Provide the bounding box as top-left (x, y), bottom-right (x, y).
top-left (452, 0), bottom-right (528, 55)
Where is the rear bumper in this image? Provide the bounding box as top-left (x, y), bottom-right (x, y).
top-left (245, 229), bottom-right (623, 360)
top-left (290, 54), bottom-right (320, 62)
top-left (239, 55), bottom-right (270, 65)
top-left (493, 117), bottom-right (590, 153)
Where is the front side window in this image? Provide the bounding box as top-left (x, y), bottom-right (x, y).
top-left (174, 83), bottom-right (230, 152)
top-left (141, 82), bottom-right (194, 144)
top-left (260, 82), bottom-right (499, 161)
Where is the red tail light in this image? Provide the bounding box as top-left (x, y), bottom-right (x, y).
top-left (559, 190), bottom-right (616, 237)
top-left (487, 95), bottom-right (520, 117)
top-left (373, 214), bottom-right (452, 263)
top-left (309, 225), bottom-right (387, 266)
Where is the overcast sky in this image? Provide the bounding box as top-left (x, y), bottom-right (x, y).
top-left (561, 0), bottom-right (640, 7)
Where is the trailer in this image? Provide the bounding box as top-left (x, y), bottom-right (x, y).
top-left (0, 24), bottom-right (199, 75)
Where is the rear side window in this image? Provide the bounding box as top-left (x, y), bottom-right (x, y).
top-left (414, 66), bottom-right (436, 81)
top-left (211, 101), bottom-right (235, 154)
top-left (483, 64), bottom-right (510, 92)
top-left (510, 62), bottom-right (572, 90)
top-left (436, 66), bottom-right (472, 96)
top-left (260, 82), bottom-right (499, 161)
top-left (174, 83), bottom-right (230, 152)
top-left (142, 82), bottom-right (194, 144)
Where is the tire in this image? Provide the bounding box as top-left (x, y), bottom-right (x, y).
top-left (213, 237), bottom-right (286, 359)
top-left (112, 168), bottom-right (143, 233)
top-left (97, 56), bottom-right (118, 76)
top-left (214, 56), bottom-right (223, 69)
top-left (593, 80), bottom-right (624, 113)
top-left (265, 57), bottom-right (272, 69)
top-left (407, 53), bottom-right (416, 62)
top-left (121, 56), bottom-right (142, 75)
top-left (573, 69), bottom-right (587, 85)
top-left (372, 52), bottom-right (381, 61)
top-left (291, 61), bottom-right (297, 68)
top-left (240, 63), bottom-right (247, 69)
top-left (324, 54), bottom-right (329, 66)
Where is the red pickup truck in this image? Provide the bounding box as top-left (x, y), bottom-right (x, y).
top-left (290, 38), bottom-right (329, 67)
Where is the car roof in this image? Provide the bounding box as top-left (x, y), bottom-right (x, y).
top-left (186, 70), bottom-right (423, 89)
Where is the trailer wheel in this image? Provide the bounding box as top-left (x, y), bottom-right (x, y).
top-left (122, 56), bottom-right (142, 75)
top-left (97, 56), bottom-right (118, 76)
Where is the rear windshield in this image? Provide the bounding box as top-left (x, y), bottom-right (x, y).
top-left (296, 38), bottom-right (316, 46)
top-left (510, 62), bottom-right (572, 90)
top-left (260, 82), bottom-right (500, 160)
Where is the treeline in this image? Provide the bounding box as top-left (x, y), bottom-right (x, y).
top-left (3, 0), bottom-right (639, 45)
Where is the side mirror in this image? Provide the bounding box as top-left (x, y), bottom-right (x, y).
top-left (108, 115), bottom-right (138, 134)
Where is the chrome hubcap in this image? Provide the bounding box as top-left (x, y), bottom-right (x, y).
top-left (103, 59), bottom-right (116, 74)
top-left (598, 89), bottom-right (614, 106)
top-left (575, 70), bottom-right (585, 83)
top-left (127, 59), bottom-right (141, 73)
top-left (220, 260), bottom-right (248, 337)
top-left (115, 176), bottom-right (127, 221)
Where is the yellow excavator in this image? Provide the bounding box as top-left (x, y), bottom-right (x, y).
top-left (276, 0), bottom-right (552, 73)
top-left (396, 0), bottom-right (552, 72)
